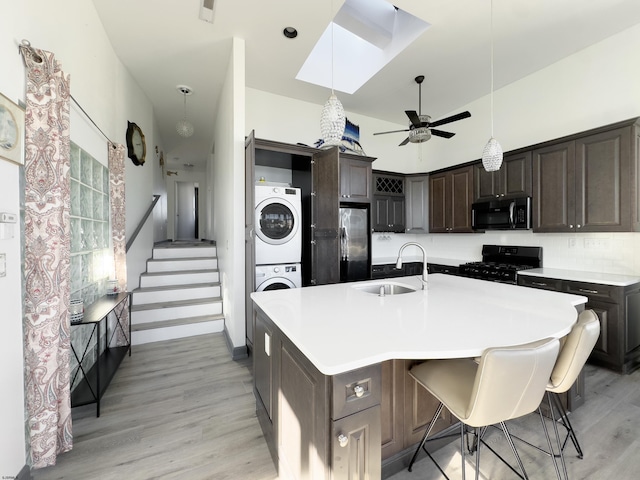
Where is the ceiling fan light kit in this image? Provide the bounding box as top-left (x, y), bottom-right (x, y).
top-left (176, 85), bottom-right (195, 138)
top-left (373, 75), bottom-right (470, 146)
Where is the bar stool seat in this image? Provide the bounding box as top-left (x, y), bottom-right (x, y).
top-left (408, 337), bottom-right (560, 480)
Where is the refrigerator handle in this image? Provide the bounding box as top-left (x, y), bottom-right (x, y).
top-left (340, 226), bottom-right (348, 261)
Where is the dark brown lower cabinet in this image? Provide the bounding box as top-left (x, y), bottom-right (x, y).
top-left (255, 308), bottom-right (382, 479)
top-left (402, 360), bottom-right (455, 447)
top-left (518, 275), bottom-right (640, 374)
top-left (254, 309), bottom-right (457, 479)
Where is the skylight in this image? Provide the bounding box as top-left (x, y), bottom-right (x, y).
top-left (296, 0), bottom-right (430, 94)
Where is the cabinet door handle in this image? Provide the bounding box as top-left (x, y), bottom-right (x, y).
top-left (338, 434), bottom-right (349, 448)
top-left (577, 224), bottom-right (582, 229)
top-left (353, 385), bottom-right (365, 398)
top-left (569, 225), bottom-right (574, 229)
top-left (579, 288), bottom-right (598, 294)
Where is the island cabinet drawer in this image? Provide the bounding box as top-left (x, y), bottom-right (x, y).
top-left (518, 275), bottom-right (563, 292)
top-left (564, 281), bottom-right (619, 303)
top-left (331, 364), bottom-right (381, 420)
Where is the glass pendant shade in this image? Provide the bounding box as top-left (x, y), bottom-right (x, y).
top-left (176, 119), bottom-right (194, 138)
top-left (320, 93), bottom-right (346, 147)
top-left (482, 137), bottom-right (503, 172)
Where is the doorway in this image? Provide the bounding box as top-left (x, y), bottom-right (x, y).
top-left (176, 181), bottom-right (199, 240)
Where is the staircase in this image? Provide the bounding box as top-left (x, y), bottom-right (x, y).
top-left (131, 241), bottom-right (224, 345)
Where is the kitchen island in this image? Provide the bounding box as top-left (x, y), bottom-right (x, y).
top-left (251, 274), bottom-right (587, 479)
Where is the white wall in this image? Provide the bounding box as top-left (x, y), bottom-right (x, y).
top-left (422, 22), bottom-right (640, 173)
top-left (246, 23), bottom-right (640, 278)
top-left (165, 167), bottom-right (207, 240)
top-left (211, 38), bottom-right (247, 351)
top-left (0, 1), bottom-right (166, 474)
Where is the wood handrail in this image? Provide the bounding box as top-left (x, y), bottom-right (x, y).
top-left (126, 194), bottom-right (161, 253)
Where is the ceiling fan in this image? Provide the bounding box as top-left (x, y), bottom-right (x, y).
top-left (373, 75), bottom-right (471, 146)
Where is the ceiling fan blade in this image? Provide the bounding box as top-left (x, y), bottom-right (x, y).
top-left (399, 137), bottom-right (410, 146)
top-left (430, 129), bottom-right (456, 139)
top-left (373, 128), bottom-right (410, 135)
top-left (405, 110), bottom-right (422, 128)
top-left (428, 111), bottom-right (471, 128)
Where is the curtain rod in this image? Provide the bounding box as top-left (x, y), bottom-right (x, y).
top-left (70, 94), bottom-right (117, 148)
top-left (19, 39), bottom-right (118, 149)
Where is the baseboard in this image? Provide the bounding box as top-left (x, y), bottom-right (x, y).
top-left (17, 464), bottom-right (32, 480)
top-left (223, 326), bottom-right (248, 360)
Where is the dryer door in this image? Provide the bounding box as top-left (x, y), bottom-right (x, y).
top-left (256, 277), bottom-right (296, 292)
top-left (255, 198), bottom-right (300, 245)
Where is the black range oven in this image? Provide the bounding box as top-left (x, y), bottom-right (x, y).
top-left (458, 245), bottom-right (542, 284)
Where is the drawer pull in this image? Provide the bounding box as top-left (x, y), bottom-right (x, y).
top-left (578, 288), bottom-right (599, 294)
top-left (338, 434), bottom-right (349, 447)
top-left (532, 282), bottom-right (547, 287)
top-left (353, 385), bottom-right (365, 398)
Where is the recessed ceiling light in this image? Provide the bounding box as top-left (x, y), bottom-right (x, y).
top-left (283, 27), bottom-right (298, 39)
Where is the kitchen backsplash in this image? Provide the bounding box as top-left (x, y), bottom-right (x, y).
top-left (372, 231), bottom-right (640, 275)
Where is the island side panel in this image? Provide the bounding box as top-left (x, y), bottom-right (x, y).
top-left (254, 306), bottom-right (332, 479)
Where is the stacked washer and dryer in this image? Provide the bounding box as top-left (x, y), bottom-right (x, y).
top-left (254, 184), bottom-right (302, 291)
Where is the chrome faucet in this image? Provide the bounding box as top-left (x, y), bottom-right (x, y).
top-left (396, 242), bottom-right (428, 288)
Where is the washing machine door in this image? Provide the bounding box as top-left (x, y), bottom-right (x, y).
top-left (255, 198), bottom-right (299, 245)
top-left (256, 277), bottom-right (296, 292)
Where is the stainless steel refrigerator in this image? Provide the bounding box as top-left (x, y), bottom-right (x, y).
top-left (339, 206), bottom-right (371, 282)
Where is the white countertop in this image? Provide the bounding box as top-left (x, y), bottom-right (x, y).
top-left (251, 274), bottom-right (586, 375)
top-left (519, 268), bottom-right (640, 287)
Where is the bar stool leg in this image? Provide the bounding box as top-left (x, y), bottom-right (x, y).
top-left (538, 402), bottom-right (563, 480)
top-left (408, 402), bottom-right (445, 472)
top-left (499, 421), bottom-right (529, 480)
top-left (551, 392), bottom-right (584, 458)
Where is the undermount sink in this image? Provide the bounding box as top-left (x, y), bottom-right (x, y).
top-left (353, 282), bottom-right (418, 296)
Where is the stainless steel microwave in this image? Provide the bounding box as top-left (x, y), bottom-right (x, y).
top-left (471, 197), bottom-right (532, 230)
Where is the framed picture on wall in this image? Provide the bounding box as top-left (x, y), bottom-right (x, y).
top-left (0, 92), bottom-right (25, 165)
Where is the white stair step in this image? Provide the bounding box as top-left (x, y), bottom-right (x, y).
top-left (153, 245), bottom-right (217, 259)
top-left (146, 257), bottom-right (218, 273)
top-left (139, 269), bottom-right (219, 288)
top-left (131, 298), bottom-right (223, 324)
top-left (132, 282), bottom-right (221, 305)
top-left (131, 315), bottom-right (224, 345)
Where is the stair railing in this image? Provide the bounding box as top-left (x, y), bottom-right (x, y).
top-left (126, 194), bottom-right (161, 253)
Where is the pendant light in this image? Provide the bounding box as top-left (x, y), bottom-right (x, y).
top-left (176, 85), bottom-right (195, 138)
top-left (482, 0), bottom-right (503, 172)
top-left (320, 0), bottom-right (346, 147)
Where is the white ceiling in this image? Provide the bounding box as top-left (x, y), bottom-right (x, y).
top-left (92, 0), bottom-right (640, 170)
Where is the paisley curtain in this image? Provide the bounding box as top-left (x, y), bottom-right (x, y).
top-left (109, 142), bottom-right (129, 346)
top-left (19, 45), bottom-right (73, 468)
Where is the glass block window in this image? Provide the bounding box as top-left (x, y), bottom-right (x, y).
top-left (69, 142), bottom-right (112, 388)
top-left (70, 142), bottom-right (112, 304)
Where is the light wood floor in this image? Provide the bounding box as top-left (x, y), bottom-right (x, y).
top-left (31, 333), bottom-right (640, 480)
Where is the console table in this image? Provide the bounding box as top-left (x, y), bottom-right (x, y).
top-left (70, 292), bottom-right (131, 417)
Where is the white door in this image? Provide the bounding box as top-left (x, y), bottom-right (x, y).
top-left (176, 181), bottom-right (196, 239)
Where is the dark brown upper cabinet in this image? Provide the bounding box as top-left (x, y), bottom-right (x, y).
top-left (532, 120), bottom-right (640, 232)
top-left (429, 165), bottom-right (474, 233)
top-left (340, 156), bottom-right (372, 203)
top-left (474, 151), bottom-right (532, 201)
